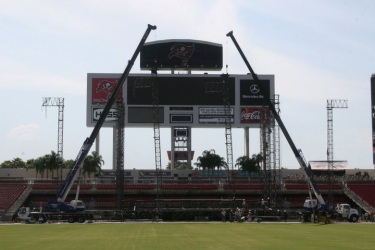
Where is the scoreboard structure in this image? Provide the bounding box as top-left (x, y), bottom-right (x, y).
top-left (87, 73), bottom-right (275, 128)
top-left (86, 39), bottom-right (276, 169)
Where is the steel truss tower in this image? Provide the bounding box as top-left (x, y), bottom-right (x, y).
top-left (115, 98), bottom-right (125, 209)
top-left (152, 69), bottom-right (163, 205)
top-left (42, 97), bottom-right (64, 180)
top-left (222, 74), bottom-right (234, 191)
top-left (327, 99), bottom-right (348, 201)
top-left (260, 95), bottom-right (280, 207)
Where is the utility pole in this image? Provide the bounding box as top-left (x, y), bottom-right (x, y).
top-left (42, 97), bottom-right (64, 181)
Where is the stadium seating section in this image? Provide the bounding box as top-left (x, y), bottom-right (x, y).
top-left (1, 177), bottom-right (375, 213)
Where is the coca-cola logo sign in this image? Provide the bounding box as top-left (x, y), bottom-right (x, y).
top-left (241, 107), bottom-right (261, 124)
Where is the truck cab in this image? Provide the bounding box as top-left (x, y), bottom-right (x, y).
top-left (335, 203), bottom-right (359, 222)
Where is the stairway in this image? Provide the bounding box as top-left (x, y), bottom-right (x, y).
top-left (4, 185), bottom-right (32, 221)
top-left (343, 184), bottom-right (374, 214)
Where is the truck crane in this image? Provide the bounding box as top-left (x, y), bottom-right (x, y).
top-left (17, 24), bottom-right (157, 224)
top-left (226, 31), bottom-right (332, 222)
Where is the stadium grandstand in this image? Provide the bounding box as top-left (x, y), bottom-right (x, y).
top-left (1, 167), bottom-right (375, 222)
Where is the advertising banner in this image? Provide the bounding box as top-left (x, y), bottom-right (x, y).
top-left (198, 107), bottom-right (234, 123)
top-left (92, 107), bottom-right (118, 123)
top-left (240, 107), bottom-right (262, 124)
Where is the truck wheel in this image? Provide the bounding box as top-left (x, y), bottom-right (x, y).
top-left (78, 216), bottom-right (85, 223)
top-left (350, 215), bottom-right (358, 223)
top-left (68, 217), bottom-right (75, 223)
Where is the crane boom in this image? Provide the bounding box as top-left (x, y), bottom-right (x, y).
top-left (226, 31), bottom-right (325, 205)
top-left (56, 24), bottom-right (157, 203)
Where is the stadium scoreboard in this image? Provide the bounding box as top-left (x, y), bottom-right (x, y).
top-left (87, 73), bottom-right (274, 128)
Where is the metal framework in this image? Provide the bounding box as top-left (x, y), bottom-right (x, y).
top-left (42, 97), bottom-right (64, 180)
top-left (327, 99), bottom-right (348, 202)
top-left (327, 99), bottom-right (348, 163)
top-left (151, 69), bottom-right (163, 204)
top-left (273, 95), bottom-right (281, 188)
top-left (222, 74), bottom-right (234, 175)
top-left (260, 104), bottom-right (272, 203)
top-left (115, 98), bottom-right (125, 209)
top-left (222, 73), bottom-right (235, 200)
top-left (266, 95), bottom-right (281, 206)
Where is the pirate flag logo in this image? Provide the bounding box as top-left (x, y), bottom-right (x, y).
top-left (168, 43), bottom-right (195, 67)
top-left (95, 80), bottom-right (118, 100)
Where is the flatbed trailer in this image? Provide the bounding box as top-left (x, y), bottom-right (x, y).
top-left (24, 211), bottom-right (94, 224)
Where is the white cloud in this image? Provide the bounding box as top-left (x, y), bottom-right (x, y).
top-left (7, 124), bottom-right (41, 142)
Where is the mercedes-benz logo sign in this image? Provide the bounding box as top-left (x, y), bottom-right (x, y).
top-left (250, 84), bottom-right (260, 94)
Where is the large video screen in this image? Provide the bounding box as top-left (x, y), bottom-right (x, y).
top-left (127, 76), bottom-right (235, 105)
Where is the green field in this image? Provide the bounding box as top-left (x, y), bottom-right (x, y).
top-left (1, 222), bottom-right (374, 250)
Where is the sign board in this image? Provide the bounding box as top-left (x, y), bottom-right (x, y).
top-left (87, 73), bottom-right (274, 128)
top-left (309, 161), bottom-right (348, 170)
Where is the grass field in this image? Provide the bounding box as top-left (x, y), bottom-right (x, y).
top-left (1, 222), bottom-right (374, 250)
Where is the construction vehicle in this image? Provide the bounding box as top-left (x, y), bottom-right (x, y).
top-left (17, 203), bottom-right (91, 224)
top-left (302, 198), bottom-right (333, 223)
top-left (226, 31), bottom-right (335, 223)
top-left (17, 24), bottom-right (157, 224)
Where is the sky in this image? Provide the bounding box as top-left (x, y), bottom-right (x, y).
top-left (0, 0), bottom-right (374, 170)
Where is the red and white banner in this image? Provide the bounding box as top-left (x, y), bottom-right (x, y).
top-left (240, 107), bottom-right (261, 124)
top-left (91, 78), bottom-right (122, 104)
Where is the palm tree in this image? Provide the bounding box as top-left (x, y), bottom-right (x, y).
top-left (48, 151), bottom-right (63, 179)
top-left (235, 153), bottom-right (263, 173)
top-left (195, 149), bottom-right (226, 175)
top-left (83, 151), bottom-right (104, 178)
top-left (26, 159), bottom-right (35, 170)
top-left (34, 156), bottom-right (49, 179)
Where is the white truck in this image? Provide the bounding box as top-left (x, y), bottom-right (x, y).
top-left (335, 203), bottom-right (359, 222)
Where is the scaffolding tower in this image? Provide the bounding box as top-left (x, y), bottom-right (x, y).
top-left (327, 99), bottom-right (348, 202)
top-left (222, 73), bottom-right (235, 197)
top-left (115, 98), bottom-right (125, 209)
top-left (42, 97), bottom-right (64, 180)
top-left (151, 69), bottom-right (163, 206)
top-left (260, 95), bottom-right (280, 207)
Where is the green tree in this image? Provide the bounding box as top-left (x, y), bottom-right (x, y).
top-left (0, 158), bottom-right (26, 168)
top-left (0, 160), bottom-right (13, 168)
top-left (195, 149), bottom-right (226, 174)
top-left (235, 154), bottom-right (263, 173)
top-left (83, 151), bottom-right (104, 178)
top-left (63, 159), bottom-right (75, 169)
top-left (12, 157), bottom-right (26, 168)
